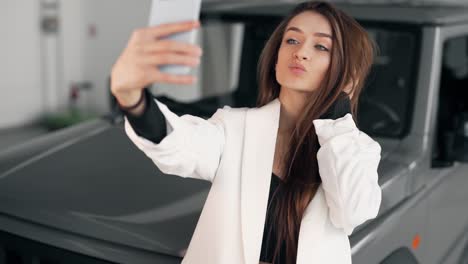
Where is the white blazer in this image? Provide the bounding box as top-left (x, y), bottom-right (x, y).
top-left (124, 97), bottom-right (382, 264)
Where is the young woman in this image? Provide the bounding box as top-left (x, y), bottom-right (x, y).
top-left (110, 1), bottom-right (381, 264)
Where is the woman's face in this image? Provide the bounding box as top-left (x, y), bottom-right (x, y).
top-left (275, 11), bottom-right (333, 94)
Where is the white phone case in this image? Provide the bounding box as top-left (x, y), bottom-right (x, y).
top-left (149, 0), bottom-right (202, 76)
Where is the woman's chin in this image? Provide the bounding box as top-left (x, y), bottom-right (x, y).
top-left (281, 83), bottom-right (316, 94)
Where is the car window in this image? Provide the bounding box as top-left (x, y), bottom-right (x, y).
top-left (433, 34), bottom-right (468, 166)
top-left (357, 23), bottom-right (420, 138)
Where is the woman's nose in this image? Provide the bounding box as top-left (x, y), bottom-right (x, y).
top-left (293, 48), bottom-right (310, 60)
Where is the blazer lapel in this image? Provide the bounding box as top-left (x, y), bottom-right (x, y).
top-left (240, 98), bottom-right (281, 264)
top-left (296, 186), bottom-right (329, 263)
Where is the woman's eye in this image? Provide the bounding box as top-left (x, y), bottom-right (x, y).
top-left (316, 44), bottom-right (329, 52)
top-left (286, 38), bottom-right (298, 44)
top-left (286, 38), bottom-right (329, 52)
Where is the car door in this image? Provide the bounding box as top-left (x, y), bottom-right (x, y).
top-left (424, 29), bottom-right (468, 264)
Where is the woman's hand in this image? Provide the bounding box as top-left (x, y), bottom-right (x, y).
top-left (110, 20), bottom-right (203, 107)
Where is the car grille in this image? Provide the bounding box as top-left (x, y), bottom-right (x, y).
top-left (0, 230), bottom-right (117, 264)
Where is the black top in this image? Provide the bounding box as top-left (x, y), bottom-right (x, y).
top-left (259, 172), bottom-right (286, 263)
top-left (119, 89), bottom-right (351, 263)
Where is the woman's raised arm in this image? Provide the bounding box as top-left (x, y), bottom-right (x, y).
top-left (124, 96), bottom-right (229, 183)
top-left (110, 20), bottom-right (228, 182)
top-left (313, 114), bottom-right (382, 236)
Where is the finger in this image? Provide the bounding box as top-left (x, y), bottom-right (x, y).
top-left (143, 40), bottom-right (202, 56)
top-left (150, 70), bottom-right (197, 85)
top-left (142, 53), bottom-right (201, 67)
top-left (159, 73), bottom-right (197, 84)
top-left (148, 20), bottom-right (200, 39)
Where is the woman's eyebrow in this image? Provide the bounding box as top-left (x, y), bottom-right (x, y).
top-left (286, 26), bottom-right (333, 40)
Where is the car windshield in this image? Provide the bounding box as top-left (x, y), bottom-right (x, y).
top-left (153, 17), bottom-right (420, 139)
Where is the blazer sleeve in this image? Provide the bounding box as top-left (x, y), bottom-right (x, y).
top-left (313, 113), bottom-right (382, 236)
top-left (124, 97), bottom-right (230, 182)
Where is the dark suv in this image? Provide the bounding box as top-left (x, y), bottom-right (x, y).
top-left (1, 1), bottom-right (468, 263)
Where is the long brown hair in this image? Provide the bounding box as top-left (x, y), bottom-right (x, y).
top-left (256, 1), bottom-right (376, 263)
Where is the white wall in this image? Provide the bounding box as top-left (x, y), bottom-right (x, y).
top-left (60, 0), bottom-right (85, 111)
top-left (0, 0), bottom-right (43, 129)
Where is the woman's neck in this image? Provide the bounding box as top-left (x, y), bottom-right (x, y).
top-left (278, 89), bottom-right (311, 134)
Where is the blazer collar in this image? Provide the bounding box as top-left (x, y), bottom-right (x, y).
top-left (240, 98), bottom-right (281, 264)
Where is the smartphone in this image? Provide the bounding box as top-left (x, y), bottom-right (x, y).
top-left (148, 0), bottom-right (202, 76)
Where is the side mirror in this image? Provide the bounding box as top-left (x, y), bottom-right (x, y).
top-left (454, 112), bottom-right (468, 162)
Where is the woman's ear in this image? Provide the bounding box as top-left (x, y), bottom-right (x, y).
top-left (343, 79), bottom-right (357, 100)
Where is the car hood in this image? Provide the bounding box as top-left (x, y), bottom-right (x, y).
top-left (0, 118), bottom-right (210, 257)
top-left (0, 118), bottom-right (399, 257)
